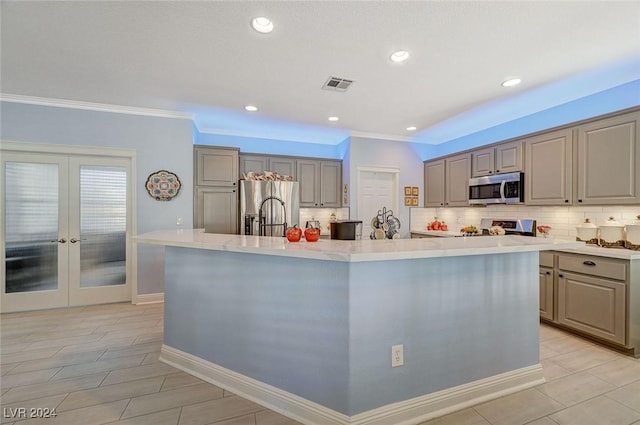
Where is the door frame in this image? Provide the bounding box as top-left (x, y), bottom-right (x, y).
top-left (356, 166), bottom-right (400, 231)
top-left (1, 140), bottom-right (137, 311)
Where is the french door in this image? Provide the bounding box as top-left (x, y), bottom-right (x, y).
top-left (1, 151), bottom-right (133, 312)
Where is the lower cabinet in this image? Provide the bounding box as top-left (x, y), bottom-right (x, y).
top-left (557, 271), bottom-right (626, 345)
top-left (194, 187), bottom-right (238, 234)
top-left (539, 266), bottom-right (554, 321)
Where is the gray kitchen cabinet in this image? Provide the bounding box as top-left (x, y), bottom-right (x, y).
top-left (539, 251), bottom-right (555, 321)
top-left (525, 129), bottom-right (573, 205)
top-left (471, 140), bottom-right (523, 177)
top-left (297, 159), bottom-right (342, 207)
top-left (194, 186), bottom-right (238, 234)
top-left (576, 111), bottom-right (640, 205)
top-left (195, 146), bottom-right (239, 187)
top-left (424, 153), bottom-right (470, 207)
top-left (194, 145), bottom-right (239, 234)
top-left (239, 154), bottom-right (297, 179)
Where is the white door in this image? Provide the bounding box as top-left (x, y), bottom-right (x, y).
top-left (357, 169), bottom-right (398, 239)
top-left (2, 152), bottom-right (132, 312)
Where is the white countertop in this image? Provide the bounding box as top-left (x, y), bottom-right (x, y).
top-left (410, 229), bottom-right (461, 237)
top-left (134, 229), bottom-right (583, 262)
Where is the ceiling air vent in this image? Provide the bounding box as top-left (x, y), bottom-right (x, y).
top-left (322, 76), bottom-right (354, 92)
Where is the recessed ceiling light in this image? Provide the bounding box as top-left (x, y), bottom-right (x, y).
top-left (501, 78), bottom-right (522, 87)
top-left (390, 50), bottom-right (410, 63)
top-left (406, 126), bottom-right (417, 131)
top-left (328, 116), bottom-right (339, 122)
top-left (245, 105), bottom-right (258, 112)
top-left (251, 17), bottom-right (274, 34)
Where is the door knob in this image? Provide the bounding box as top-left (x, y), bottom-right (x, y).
top-left (70, 238), bottom-right (80, 243)
top-left (51, 238), bottom-right (66, 243)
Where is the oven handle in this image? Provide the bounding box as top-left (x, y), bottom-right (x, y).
top-left (499, 180), bottom-right (506, 202)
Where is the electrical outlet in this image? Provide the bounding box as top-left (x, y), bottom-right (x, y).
top-left (391, 344), bottom-right (404, 367)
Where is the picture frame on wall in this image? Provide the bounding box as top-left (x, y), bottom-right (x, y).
top-left (404, 197), bottom-right (412, 206)
top-left (411, 197), bottom-right (419, 206)
top-left (404, 186), bottom-right (412, 196)
top-left (412, 187), bottom-right (419, 196)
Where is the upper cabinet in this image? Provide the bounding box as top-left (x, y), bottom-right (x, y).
top-left (239, 154), bottom-right (297, 180)
top-left (471, 140), bottom-right (523, 177)
top-left (576, 112), bottom-right (640, 205)
top-left (525, 129), bottom-right (573, 205)
top-left (297, 159), bottom-right (342, 207)
top-left (424, 153), bottom-right (470, 207)
top-left (195, 146), bottom-right (239, 187)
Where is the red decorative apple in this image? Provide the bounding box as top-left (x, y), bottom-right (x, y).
top-left (286, 225), bottom-right (302, 242)
top-left (304, 227), bottom-right (320, 242)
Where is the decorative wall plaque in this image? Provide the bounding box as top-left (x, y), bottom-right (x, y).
top-left (145, 170), bottom-right (181, 201)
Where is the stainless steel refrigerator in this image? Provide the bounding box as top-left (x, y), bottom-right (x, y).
top-left (239, 181), bottom-right (300, 237)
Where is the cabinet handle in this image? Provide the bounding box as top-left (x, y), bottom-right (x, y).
top-left (545, 271), bottom-right (551, 275)
top-left (583, 260), bottom-right (596, 266)
top-left (496, 170), bottom-right (499, 173)
top-left (233, 182), bottom-right (236, 185)
top-left (578, 199), bottom-right (583, 203)
top-left (559, 273), bottom-right (564, 278)
top-left (565, 200), bottom-right (569, 203)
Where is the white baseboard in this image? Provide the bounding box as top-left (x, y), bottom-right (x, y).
top-left (133, 293), bottom-right (164, 305)
top-left (160, 344), bottom-right (545, 425)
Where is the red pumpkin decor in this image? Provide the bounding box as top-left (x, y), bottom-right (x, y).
top-left (286, 225), bottom-right (302, 242)
top-left (304, 227), bottom-right (320, 242)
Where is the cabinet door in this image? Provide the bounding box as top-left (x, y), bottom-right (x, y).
top-left (269, 157), bottom-right (297, 180)
top-left (576, 112), bottom-right (640, 205)
top-left (297, 160), bottom-right (320, 207)
top-left (424, 159), bottom-right (445, 207)
top-left (471, 147), bottom-right (494, 177)
top-left (195, 147), bottom-right (239, 187)
top-left (194, 187), bottom-right (238, 234)
top-left (445, 153), bottom-right (471, 206)
top-left (319, 161), bottom-right (342, 207)
top-left (557, 271), bottom-right (626, 345)
top-left (495, 140), bottom-right (523, 174)
top-left (539, 267), bottom-right (554, 321)
top-left (239, 155), bottom-right (268, 178)
top-left (525, 129), bottom-right (572, 205)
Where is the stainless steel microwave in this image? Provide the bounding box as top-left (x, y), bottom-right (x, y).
top-left (468, 172), bottom-right (524, 205)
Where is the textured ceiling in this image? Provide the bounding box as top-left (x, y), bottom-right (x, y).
top-left (2, 1), bottom-right (639, 144)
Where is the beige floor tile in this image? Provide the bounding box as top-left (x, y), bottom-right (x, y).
top-left (103, 407), bottom-right (181, 425)
top-left (207, 414), bottom-right (256, 425)
top-left (537, 371), bottom-right (616, 407)
top-left (0, 373), bottom-right (106, 404)
top-left (122, 382), bottom-right (224, 419)
top-left (51, 354), bottom-right (145, 380)
top-left (473, 388), bottom-right (564, 425)
top-left (1, 342), bottom-right (32, 355)
top-left (93, 319), bottom-right (161, 334)
top-left (0, 367), bottom-right (61, 389)
top-left (0, 394), bottom-right (66, 424)
top-left (1, 347), bottom-right (61, 365)
top-left (12, 399), bottom-right (129, 425)
top-left (255, 410), bottom-right (303, 425)
top-left (133, 333), bottom-right (164, 345)
top-left (178, 395), bottom-right (263, 425)
top-left (549, 395), bottom-right (640, 425)
top-left (142, 352), bottom-right (159, 365)
top-left (101, 362), bottom-right (178, 386)
top-left (606, 380), bottom-right (640, 412)
top-left (540, 335), bottom-right (594, 356)
top-left (26, 333), bottom-right (107, 350)
top-left (524, 418), bottom-right (561, 425)
top-left (588, 358), bottom-right (640, 387)
top-left (55, 337), bottom-right (138, 355)
top-left (548, 345), bottom-right (622, 373)
top-left (57, 376), bottom-right (165, 412)
top-left (161, 372), bottom-right (205, 391)
top-left (99, 342), bottom-right (162, 361)
top-left (8, 350), bottom-right (105, 374)
top-left (1, 363), bottom-right (19, 376)
top-left (540, 358), bottom-right (573, 382)
top-left (419, 408), bottom-right (491, 425)
top-left (99, 327), bottom-right (162, 341)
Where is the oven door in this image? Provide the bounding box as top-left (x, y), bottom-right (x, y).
top-left (469, 172), bottom-right (524, 205)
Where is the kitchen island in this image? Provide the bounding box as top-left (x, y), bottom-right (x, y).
top-left (134, 230), bottom-right (582, 425)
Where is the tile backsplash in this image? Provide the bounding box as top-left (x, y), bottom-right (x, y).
top-left (299, 207), bottom-right (350, 235)
top-left (410, 205), bottom-right (640, 240)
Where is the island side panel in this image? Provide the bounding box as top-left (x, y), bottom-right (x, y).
top-left (163, 246), bottom-right (351, 414)
top-left (347, 252), bottom-right (540, 415)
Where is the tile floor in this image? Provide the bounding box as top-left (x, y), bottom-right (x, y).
top-left (1, 303), bottom-right (639, 425)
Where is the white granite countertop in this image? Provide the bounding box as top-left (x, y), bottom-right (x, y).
top-left (134, 229), bottom-right (583, 262)
top-left (554, 245), bottom-right (640, 260)
top-left (410, 229), bottom-right (461, 237)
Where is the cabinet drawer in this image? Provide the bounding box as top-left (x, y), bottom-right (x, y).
top-left (557, 254), bottom-right (626, 281)
top-left (539, 251), bottom-right (554, 268)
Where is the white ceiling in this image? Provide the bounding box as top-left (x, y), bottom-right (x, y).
top-left (2, 1), bottom-right (639, 145)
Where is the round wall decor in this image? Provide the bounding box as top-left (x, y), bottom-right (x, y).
top-left (146, 170), bottom-right (181, 201)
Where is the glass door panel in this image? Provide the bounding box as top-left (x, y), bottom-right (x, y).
top-left (1, 154), bottom-right (69, 312)
top-left (68, 157), bottom-right (131, 306)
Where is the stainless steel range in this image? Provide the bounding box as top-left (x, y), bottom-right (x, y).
top-left (478, 218), bottom-right (537, 236)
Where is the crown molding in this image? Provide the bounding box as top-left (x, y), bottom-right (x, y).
top-left (349, 130), bottom-right (411, 143)
top-left (0, 93), bottom-right (193, 121)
